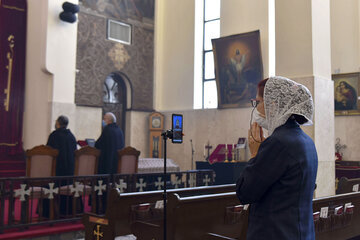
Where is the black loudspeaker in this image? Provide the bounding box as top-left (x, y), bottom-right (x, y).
top-left (59, 2), bottom-right (79, 23)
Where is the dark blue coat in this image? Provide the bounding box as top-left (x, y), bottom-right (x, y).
top-left (236, 118), bottom-right (318, 240)
top-left (95, 123), bottom-right (125, 174)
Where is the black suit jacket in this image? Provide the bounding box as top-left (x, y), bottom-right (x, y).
top-left (95, 123), bottom-right (125, 174)
top-left (47, 128), bottom-right (77, 176)
top-left (236, 118), bottom-right (318, 240)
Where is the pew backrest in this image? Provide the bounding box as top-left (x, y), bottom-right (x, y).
top-left (167, 192), bottom-right (247, 240)
top-left (336, 177), bottom-right (360, 194)
top-left (313, 191), bottom-right (360, 240)
top-left (83, 184), bottom-right (236, 239)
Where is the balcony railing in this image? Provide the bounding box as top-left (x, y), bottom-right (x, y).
top-left (0, 169), bottom-right (215, 232)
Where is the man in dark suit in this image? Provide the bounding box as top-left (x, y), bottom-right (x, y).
top-left (45, 115), bottom-right (77, 217)
top-left (95, 112), bottom-right (124, 213)
top-left (95, 112), bottom-right (125, 174)
top-left (47, 115), bottom-right (77, 176)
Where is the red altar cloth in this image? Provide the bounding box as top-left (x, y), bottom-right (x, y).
top-left (208, 144), bottom-right (236, 164)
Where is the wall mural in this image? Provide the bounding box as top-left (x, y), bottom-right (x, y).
top-left (75, 0), bottom-right (154, 110)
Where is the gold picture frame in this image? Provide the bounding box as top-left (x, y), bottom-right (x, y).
top-left (212, 30), bottom-right (263, 109)
top-left (333, 72), bottom-right (360, 116)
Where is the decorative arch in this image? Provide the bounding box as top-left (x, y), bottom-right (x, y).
top-left (102, 71), bottom-right (133, 136)
top-left (113, 71), bottom-right (133, 110)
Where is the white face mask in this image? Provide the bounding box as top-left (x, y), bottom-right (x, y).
top-left (253, 108), bottom-right (268, 130)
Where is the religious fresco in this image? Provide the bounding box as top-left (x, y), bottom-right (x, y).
top-left (212, 30), bottom-right (263, 109)
top-left (75, 0), bottom-right (154, 110)
top-left (81, 0), bottom-right (154, 23)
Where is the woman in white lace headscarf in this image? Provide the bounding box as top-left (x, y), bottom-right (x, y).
top-left (236, 76), bottom-right (318, 240)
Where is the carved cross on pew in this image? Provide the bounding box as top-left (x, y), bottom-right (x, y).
top-left (205, 141), bottom-right (212, 161)
top-left (95, 180), bottom-right (106, 196)
top-left (115, 179), bottom-right (127, 193)
top-left (136, 178), bottom-right (147, 192)
top-left (93, 224), bottom-right (103, 240)
top-left (155, 177), bottom-right (164, 190)
top-left (44, 182), bottom-right (59, 199)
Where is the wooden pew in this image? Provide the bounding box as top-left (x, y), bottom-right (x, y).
top-left (132, 192), bottom-right (248, 240)
top-left (132, 191), bottom-right (360, 240)
top-left (82, 184), bottom-right (236, 240)
top-left (313, 191), bottom-right (360, 240)
top-left (336, 177), bottom-right (360, 194)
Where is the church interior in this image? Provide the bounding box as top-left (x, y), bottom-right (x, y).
top-left (1, 0), bottom-right (360, 239)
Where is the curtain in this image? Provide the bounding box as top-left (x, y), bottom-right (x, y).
top-left (0, 0), bottom-right (27, 154)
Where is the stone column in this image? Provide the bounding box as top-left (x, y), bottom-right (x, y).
top-left (276, 0), bottom-right (334, 197)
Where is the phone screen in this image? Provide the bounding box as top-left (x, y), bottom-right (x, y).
top-left (172, 114), bottom-right (183, 143)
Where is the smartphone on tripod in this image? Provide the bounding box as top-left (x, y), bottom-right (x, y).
top-left (172, 114), bottom-right (183, 143)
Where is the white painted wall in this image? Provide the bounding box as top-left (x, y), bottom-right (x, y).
top-left (154, 0), bottom-right (195, 111)
top-left (24, 0), bottom-right (102, 149)
top-left (275, 0), bottom-right (313, 77)
top-left (312, 0), bottom-right (332, 80)
top-left (46, 0), bottom-right (77, 103)
top-left (161, 109), bottom-right (253, 171)
top-left (154, 0), bottom-right (271, 171)
top-left (221, 0), bottom-right (270, 77)
top-left (23, 0), bottom-right (53, 149)
top-left (331, 0), bottom-right (360, 161)
top-left (330, 0), bottom-right (359, 73)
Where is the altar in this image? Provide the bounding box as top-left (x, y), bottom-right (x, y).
top-left (138, 158), bottom-right (180, 173)
top-left (196, 161), bottom-right (247, 185)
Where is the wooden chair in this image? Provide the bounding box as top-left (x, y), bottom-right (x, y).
top-left (117, 146), bottom-right (140, 174)
top-left (59, 146), bottom-right (100, 216)
top-left (24, 145), bottom-right (58, 221)
top-left (26, 145), bottom-right (58, 178)
top-left (74, 146), bottom-right (100, 176)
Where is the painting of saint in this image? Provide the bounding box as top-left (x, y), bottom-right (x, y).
top-left (212, 30), bottom-right (263, 108)
top-left (333, 73), bottom-right (360, 115)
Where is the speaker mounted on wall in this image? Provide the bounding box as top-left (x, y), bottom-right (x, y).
top-left (59, 2), bottom-right (80, 23)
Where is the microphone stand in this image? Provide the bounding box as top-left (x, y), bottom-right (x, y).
top-left (190, 139), bottom-right (195, 170)
top-left (161, 129), bottom-right (173, 240)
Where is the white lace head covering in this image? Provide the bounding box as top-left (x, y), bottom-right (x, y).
top-left (263, 76), bottom-right (314, 135)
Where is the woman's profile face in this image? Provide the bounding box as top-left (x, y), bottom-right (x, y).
top-left (256, 91), bottom-right (265, 117)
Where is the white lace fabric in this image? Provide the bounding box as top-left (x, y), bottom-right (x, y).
top-left (264, 76), bottom-right (314, 136)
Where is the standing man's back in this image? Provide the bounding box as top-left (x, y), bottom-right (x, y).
top-left (95, 112), bottom-right (125, 174)
top-left (47, 115), bottom-right (77, 176)
top-left (45, 115), bottom-right (77, 217)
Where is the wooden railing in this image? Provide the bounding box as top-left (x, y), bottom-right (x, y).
top-left (0, 169), bottom-right (215, 232)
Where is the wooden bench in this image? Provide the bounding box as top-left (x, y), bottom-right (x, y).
top-left (82, 184), bottom-right (236, 240)
top-left (131, 192), bottom-right (247, 240)
top-left (336, 177), bottom-right (360, 194)
top-left (313, 191), bottom-right (360, 240)
top-left (132, 191), bottom-right (360, 240)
